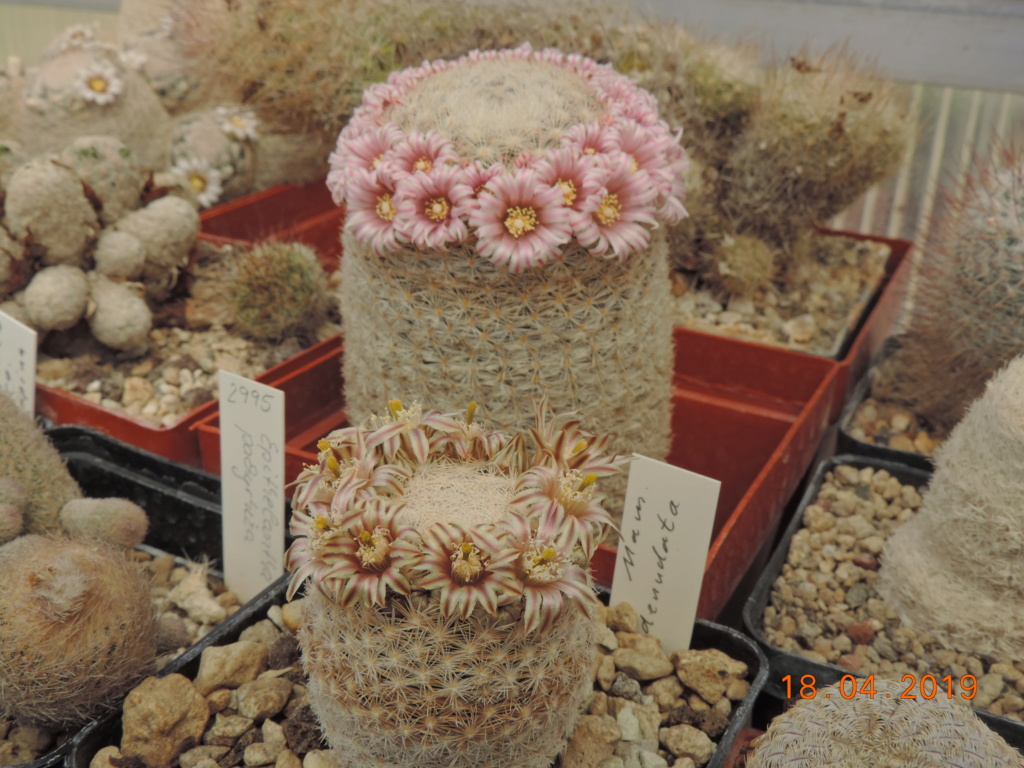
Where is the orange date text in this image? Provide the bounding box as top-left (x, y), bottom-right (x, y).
top-left (782, 673), bottom-right (977, 701)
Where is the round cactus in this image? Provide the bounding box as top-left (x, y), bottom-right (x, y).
top-left (169, 107), bottom-right (257, 206)
top-left (58, 136), bottom-right (147, 225)
top-left (59, 497), bottom-right (149, 549)
top-left (288, 401), bottom-right (623, 768)
top-left (85, 272), bottom-right (153, 352)
top-left (0, 534), bottom-right (157, 727)
top-left (113, 193), bottom-right (199, 299)
top-left (22, 265), bottom-right (89, 332)
top-left (230, 241), bottom-right (331, 341)
top-left (878, 354), bottom-right (1024, 660)
top-left (332, 45), bottom-right (686, 521)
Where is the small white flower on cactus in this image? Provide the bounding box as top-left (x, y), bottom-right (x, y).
top-left (75, 61), bottom-right (123, 106)
top-left (118, 48), bottom-right (148, 72)
top-left (59, 23), bottom-right (98, 52)
top-left (215, 105), bottom-right (260, 141)
top-left (171, 157), bottom-right (223, 208)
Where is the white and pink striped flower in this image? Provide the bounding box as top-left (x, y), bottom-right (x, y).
top-left (327, 124), bottom-right (402, 204)
top-left (574, 153), bottom-right (659, 259)
top-left (393, 165), bottom-right (474, 250)
top-left (469, 170), bottom-right (572, 271)
top-left (385, 131), bottom-right (459, 179)
top-left (344, 166), bottom-right (403, 255)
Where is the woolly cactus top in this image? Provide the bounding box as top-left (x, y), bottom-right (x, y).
top-left (327, 44), bottom-right (689, 271)
top-left (286, 400), bottom-right (625, 632)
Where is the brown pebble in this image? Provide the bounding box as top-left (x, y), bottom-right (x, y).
top-left (838, 653), bottom-right (865, 673)
top-left (847, 621), bottom-right (875, 645)
top-left (887, 434), bottom-right (915, 452)
top-left (852, 554), bottom-right (878, 571)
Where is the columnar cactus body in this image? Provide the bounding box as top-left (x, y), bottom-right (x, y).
top-left (288, 402), bottom-right (623, 768)
top-left (871, 145), bottom-right (1024, 433)
top-left (331, 45), bottom-right (686, 517)
top-left (878, 355), bottom-right (1024, 660)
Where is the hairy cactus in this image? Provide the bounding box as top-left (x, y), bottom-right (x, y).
top-left (719, 50), bottom-right (909, 247)
top-left (878, 354), bottom-right (1024, 660)
top-left (746, 678), bottom-right (1024, 767)
top-left (0, 393), bottom-right (82, 535)
top-left (59, 498), bottom-right (149, 549)
top-left (0, 535), bottom-right (158, 727)
top-left (230, 242), bottom-right (331, 342)
top-left (334, 46), bottom-right (684, 522)
top-left (288, 401), bottom-right (622, 768)
top-left (871, 145), bottom-right (1024, 434)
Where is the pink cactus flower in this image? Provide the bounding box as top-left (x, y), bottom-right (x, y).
top-left (535, 146), bottom-right (602, 217)
top-left (386, 131), bottom-right (460, 179)
top-left (327, 124), bottom-right (403, 204)
top-left (393, 165), bottom-right (474, 249)
top-left (344, 166), bottom-right (403, 255)
top-left (574, 153), bottom-right (659, 258)
top-left (469, 170), bottom-right (572, 272)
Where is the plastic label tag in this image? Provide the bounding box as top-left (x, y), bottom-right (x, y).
top-left (610, 453), bottom-right (721, 653)
top-left (0, 310), bottom-right (36, 415)
top-left (219, 371), bottom-right (285, 602)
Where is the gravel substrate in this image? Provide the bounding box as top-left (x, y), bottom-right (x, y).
top-left (673, 236), bottom-right (890, 356)
top-left (761, 464), bottom-right (1024, 723)
top-left (0, 554), bottom-right (242, 765)
top-left (846, 397), bottom-right (942, 456)
top-left (85, 600), bottom-right (753, 768)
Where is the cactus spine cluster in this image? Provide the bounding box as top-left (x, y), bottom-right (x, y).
top-left (0, 535), bottom-right (158, 727)
top-left (287, 401), bottom-right (623, 768)
top-left (878, 354), bottom-right (1024, 660)
top-left (871, 145), bottom-right (1024, 435)
top-left (746, 678), bottom-right (1024, 767)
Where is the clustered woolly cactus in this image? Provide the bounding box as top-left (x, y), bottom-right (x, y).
top-left (0, 136), bottom-right (199, 353)
top-left (334, 45), bottom-right (683, 517)
top-left (745, 678), bottom-right (1024, 767)
top-left (877, 354), bottom-right (1024, 660)
top-left (0, 10), bottom-right (333, 209)
top-left (229, 242), bottom-right (332, 342)
top-left (0, 535), bottom-right (158, 727)
top-left (870, 145), bottom-right (1024, 435)
top-left (287, 401), bottom-right (623, 768)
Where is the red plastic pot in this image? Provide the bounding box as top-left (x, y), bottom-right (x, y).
top-left (193, 327), bottom-right (837, 621)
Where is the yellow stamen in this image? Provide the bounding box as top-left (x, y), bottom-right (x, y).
top-left (629, 155), bottom-right (639, 174)
top-left (571, 439), bottom-right (587, 455)
top-left (388, 399), bottom-right (403, 418)
top-left (451, 541), bottom-right (484, 584)
top-left (87, 76), bottom-right (108, 93)
top-left (188, 173), bottom-right (207, 194)
top-left (424, 196), bottom-right (450, 222)
top-left (577, 473), bottom-right (597, 492)
top-left (356, 527), bottom-right (391, 570)
top-left (466, 401), bottom-right (477, 426)
top-left (359, 530), bottom-right (373, 544)
top-left (413, 157), bottom-right (432, 173)
top-left (558, 179), bottom-right (577, 207)
top-left (317, 438), bottom-right (331, 452)
top-left (314, 515), bottom-right (330, 531)
top-left (504, 206), bottom-right (538, 239)
top-left (375, 194), bottom-right (396, 221)
top-left (326, 455), bottom-right (340, 475)
top-left (583, 147), bottom-right (596, 155)
top-left (371, 153), bottom-right (384, 169)
top-left (596, 193), bottom-right (621, 226)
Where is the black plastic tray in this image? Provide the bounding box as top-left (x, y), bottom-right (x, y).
top-left (8, 442), bottom-right (225, 768)
top-left (741, 454), bottom-right (1024, 753)
top-left (835, 348), bottom-right (934, 473)
top-left (68, 584), bottom-right (767, 768)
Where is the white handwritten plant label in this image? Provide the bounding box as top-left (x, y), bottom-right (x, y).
top-left (0, 309), bottom-right (37, 415)
top-left (219, 371), bottom-right (285, 602)
top-left (610, 454), bottom-right (721, 654)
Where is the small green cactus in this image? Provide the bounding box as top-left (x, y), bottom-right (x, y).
top-left (229, 241), bottom-right (331, 342)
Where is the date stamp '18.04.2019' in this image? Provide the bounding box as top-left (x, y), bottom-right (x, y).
top-left (783, 673), bottom-right (979, 701)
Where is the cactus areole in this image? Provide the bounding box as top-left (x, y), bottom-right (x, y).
top-left (286, 401), bottom-right (625, 768)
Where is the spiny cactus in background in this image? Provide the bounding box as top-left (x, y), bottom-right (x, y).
top-left (334, 46), bottom-right (684, 523)
top-left (0, 535), bottom-right (158, 727)
top-left (229, 242), bottom-right (331, 342)
top-left (288, 401), bottom-right (623, 768)
top-left (878, 355), bottom-right (1024, 660)
top-left (871, 143), bottom-right (1024, 435)
top-left (720, 49), bottom-right (909, 247)
top-left (0, 392), bottom-right (82, 535)
top-left (746, 678), bottom-right (1024, 767)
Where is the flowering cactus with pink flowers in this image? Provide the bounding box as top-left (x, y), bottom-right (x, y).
top-left (286, 399), bottom-right (624, 768)
top-left (331, 46), bottom-right (685, 520)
